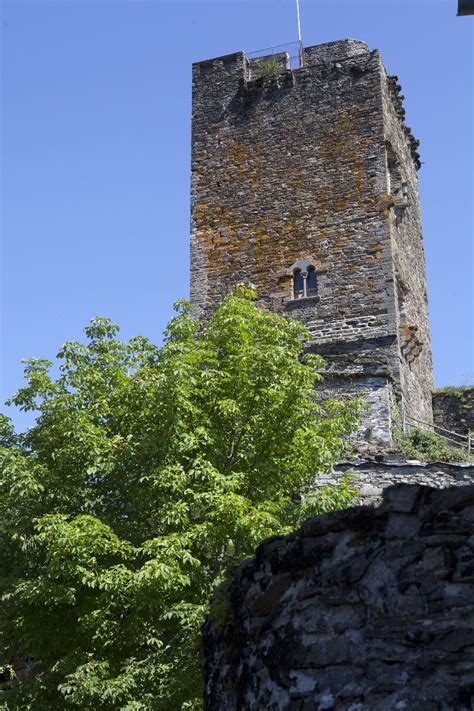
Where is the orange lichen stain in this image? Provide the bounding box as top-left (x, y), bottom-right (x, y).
top-left (228, 138), bottom-right (247, 173)
top-left (251, 167), bottom-right (262, 188)
top-left (352, 158), bottom-right (366, 203)
top-left (192, 105), bottom-right (389, 313)
top-left (401, 324), bottom-right (418, 341)
top-left (314, 113), bottom-right (374, 215)
top-left (369, 243), bottom-right (384, 259)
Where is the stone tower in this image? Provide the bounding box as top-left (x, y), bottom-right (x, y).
top-left (190, 39), bottom-right (434, 448)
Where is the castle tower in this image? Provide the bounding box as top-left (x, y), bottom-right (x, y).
top-left (190, 39), bottom-right (434, 448)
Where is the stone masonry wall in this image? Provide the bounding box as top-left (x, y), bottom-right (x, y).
top-left (191, 40), bottom-right (396, 340)
top-left (191, 38), bottom-right (433, 442)
top-left (203, 484), bottom-right (474, 710)
top-left (433, 387), bottom-right (474, 438)
top-left (333, 458), bottom-right (474, 505)
top-left (315, 376), bottom-right (395, 449)
top-left (380, 62), bottom-right (434, 425)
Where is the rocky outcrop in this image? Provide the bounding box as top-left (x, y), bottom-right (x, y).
top-left (203, 484), bottom-right (474, 710)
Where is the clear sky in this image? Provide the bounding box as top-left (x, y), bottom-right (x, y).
top-left (1, 0), bottom-right (473, 432)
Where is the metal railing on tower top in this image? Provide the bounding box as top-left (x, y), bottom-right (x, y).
top-left (245, 41), bottom-right (302, 69)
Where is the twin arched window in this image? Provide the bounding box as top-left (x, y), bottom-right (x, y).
top-left (291, 260), bottom-right (318, 300)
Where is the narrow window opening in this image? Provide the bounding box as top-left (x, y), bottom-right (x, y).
top-left (293, 269), bottom-right (304, 299)
top-left (307, 266), bottom-right (317, 296)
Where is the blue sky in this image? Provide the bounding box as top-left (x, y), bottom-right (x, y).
top-left (1, 0), bottom-right (473, 432)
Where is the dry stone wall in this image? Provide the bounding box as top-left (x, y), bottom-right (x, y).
top-left (433, 387), bottom-right (474, 439)
top-left (203, 484), bottom-right (474, 710)
top-left (333, 458), bottom-right (474, 505)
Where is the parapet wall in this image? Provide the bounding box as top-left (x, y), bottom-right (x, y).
top-left (203, 484), bottom-right (474, 710)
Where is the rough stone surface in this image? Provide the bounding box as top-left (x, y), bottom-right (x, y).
top-left (191, 39), bottom-right (434, 448)
top-left (433, 387), bottom-right (474, 439)
top-left (333, 459), bottom-right (474, 505)
top-left (203, 484), bottom-right (474, 710)
top-left (316, 376), bottom-right (395, 449)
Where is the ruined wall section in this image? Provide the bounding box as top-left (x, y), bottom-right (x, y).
top-left (379, 61), bottom-right (434, 424)
top-left (204, 484), bottom-right (474, 710)
top-left (433, 387), bottom-right (474, 438)
top-left (313, 372), bottom-right (395, 449)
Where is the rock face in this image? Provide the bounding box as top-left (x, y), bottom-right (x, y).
top-left (203, 484), bottom-right (474, 710)
top-left (190, 39), bottom-right (434, 447)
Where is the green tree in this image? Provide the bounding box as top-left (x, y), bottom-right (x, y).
top-left (0, 287), bottom-right (360, 709)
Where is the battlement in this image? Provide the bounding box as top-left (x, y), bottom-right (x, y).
top-left (192, 40), bottom-right (419, 170)
top-left (247, 52), bottom-right (290, 80)
top-left (193, 39), bottom-right (371, 82)
top-left (303, 38), bottom-right (370, 65)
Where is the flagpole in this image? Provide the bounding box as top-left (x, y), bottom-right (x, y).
top-left (296, 0), bottom-right (304, 66)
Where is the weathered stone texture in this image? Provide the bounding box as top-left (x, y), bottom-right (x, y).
top-left (191, 39), bottom-right (434, 446)
top-left (315, 375), bottom-right (394, 449)
top-left (433, 387), bottom-right (474, 438)
top-left (380, 64), bottom-right (434, 425)
top-left (203, 484), bottom-right (474, 710)
top-left (333, 458), bottom-right (474, 505)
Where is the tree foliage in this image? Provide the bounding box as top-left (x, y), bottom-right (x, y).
top-left (0, 287), bottom-right (360, 709)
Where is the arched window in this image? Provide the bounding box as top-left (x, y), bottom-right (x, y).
top-left (290, 259), bottom-right (318, 300)
top-left (293, 269), bottom-right (304, 299)
top-left (307, 266), bottom-right (317, 296)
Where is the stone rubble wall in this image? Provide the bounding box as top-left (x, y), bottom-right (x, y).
top-left (432, 387), bottom-right (474, 438)
top-left (333, 458), bottom-right (474, 505)
top-left (203, 484), bottom-right (474, 710)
